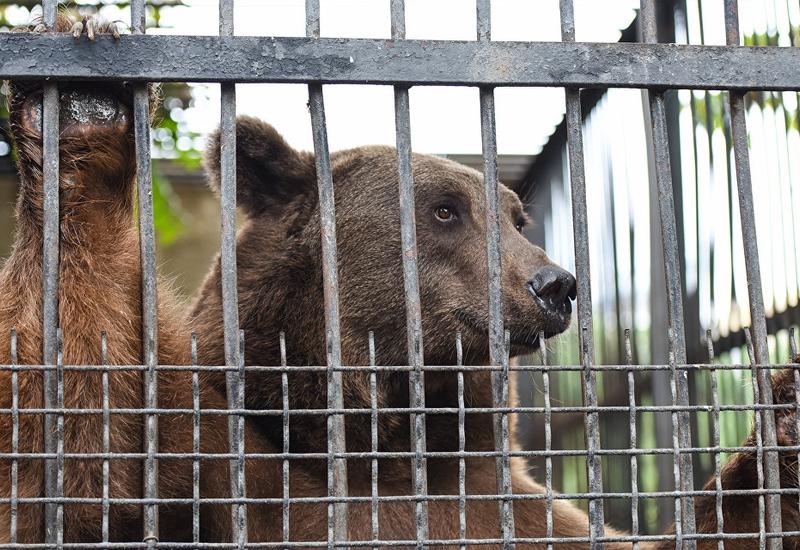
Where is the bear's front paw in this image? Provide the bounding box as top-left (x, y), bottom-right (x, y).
top-left (25, 14), bottom-right (126, 40)
top-left (69, 16), bottom-right (126, 41)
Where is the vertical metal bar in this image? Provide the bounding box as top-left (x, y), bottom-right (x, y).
top-left (55, 330), bottom-right (63, 550)
top-left (475, 7), bottom-right (515, 546)
top-left (40, 0), bottom-right (60, 544)
top-left (9, 329), bottom-right (17, 544)
top-left (101, 332), bottom-right (110, 544)
top-left (191, 333), bottom-right (200, 546)
top-left (456, 333), bottom-right (466, 550)
top-left (280, 332), bottom-right (291, 546)
top-left (723, 3), bottom-right (783, 546)
top-left (539, 332), bottom-right (554, 550)
top-left (667, 331), bottom-right (684, 549)
top-left (475, 26), bottom-right (515, 544)
top-left (558, 1), bottom-right (605, 546)
top-left (304, 0), bottom-right (320, 38)
top-left (744, 329), bottom-right (767, 550)
top-left (639, 2), bottom-right (697, 544)
top-left (790, 329), bottom-right (800, 521)
top-left (235, 330), bottom-right (246, 548)
top-left (368, 332), bottom-right (379, 550)
top-left (306, 3), bottom-right (348, 544)
top-left (706, 331), bottom-right (723, 550)
top-left (130, 2), bottom-right (159, 545)
top-left (389, 3), bottom-right (428, 545)
top-left (476, 0), bottom-right (491, 41)
top-left (218, 0), bottom-right (246, 545)
top-left (389, 0), bottom-right (405, 38)
top-left (624, 330), bottom-right (639, 550)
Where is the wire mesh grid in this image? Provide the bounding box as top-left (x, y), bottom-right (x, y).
top-left (0, 0), bottom-right (799, 548)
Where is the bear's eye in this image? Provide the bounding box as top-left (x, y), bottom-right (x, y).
top-left (435, 206), bottom-right (457, 222)
top-left (515, 220), bottom-right (525, 233)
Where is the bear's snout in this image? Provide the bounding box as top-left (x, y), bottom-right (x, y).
top-left (527, 265), bottom-right (577, 321)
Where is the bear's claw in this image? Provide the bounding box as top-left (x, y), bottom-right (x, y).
top-left (70, 21), bottom-right (83, 39)
top-left (68, 16), bottom-right (124, 41)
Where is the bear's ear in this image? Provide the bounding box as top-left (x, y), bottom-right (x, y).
top-left (204, 116), bottom-right (315, 217)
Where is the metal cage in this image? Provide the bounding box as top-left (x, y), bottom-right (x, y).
top-left (0, 0), bottom-right (799, 548)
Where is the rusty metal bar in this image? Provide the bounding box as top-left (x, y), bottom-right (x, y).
top-left (306, 2), bottom-right (348, 546)
top-left (130, 1), bottom-right (159, 545)
top-left (667, 331), bottom-right (685, 548)
top-left (10, 329), bottom-right (17, 544)
top-left (744, 330), bottom-right (767, 550)
top-left (539, 332), bottom-right (554, 550)
top-left (40, 0), bottom-right (60, 545)
top-left (706, 331), bottom-right (723, 550)
top-left (280, 332), bottom-right (291, 546)
top-left (722, 3), bottom-right (783, 547)
top-left (625, 330), bottom-right (639, 550)
top-left (476, 3), bottom-right (514, 546)
top-left (389, 3), bottom-right (428, 545)
top-left (101, 333), bottom-right (110, 543)
top-left (639, 1), bottom-right (697, 545)
top-left (4, 36), bottom-right (800, 90)
top-left (54, 331), bottom-right (63, 549)
top-left (368, 332), bottom-right (379, 550)
top-left (234, 331), bottom-right (246, 547)
top-left (191, 334), bottom-right (200, 545)
top-left (558, 2), bottom-right (605, 547)
top-left (791, 330), bottom-right (800, 522)
top-left (456, 333), bottom-right (466, 550)
top-left (218, 0), bottom-right (247, 545)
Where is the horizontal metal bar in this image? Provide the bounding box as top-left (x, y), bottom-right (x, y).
top-left (8, 485), bottom-right (800, 505)
top-left (1, 402), bottom-right (796, 416)
top-left (0, 531), bottom-right (796, 550)
top-left (0, 361), bottom-right (794, 373)
top-left (3, 442), bottom-right (800, 460)
top-left (0, 530), bottom-right (795, 550)
top-left (3, 35), bottom-right (800, 89)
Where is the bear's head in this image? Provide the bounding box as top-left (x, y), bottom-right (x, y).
top-left (196, 116), bottom-right (576, 456)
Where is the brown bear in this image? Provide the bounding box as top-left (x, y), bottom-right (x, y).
top-left (191, 116), bottom-right (800, 547)
top-left (3, 16), bottom-right (800, 546)
top-left (0, 16), bottom-right (282, 544)
top-left (677, 366), bottom-right (800, 550)
top-left (190, 115), bottom-right (594, 543)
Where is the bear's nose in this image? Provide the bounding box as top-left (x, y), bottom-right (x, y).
top-left (528, 265), bottom-right (577, 315)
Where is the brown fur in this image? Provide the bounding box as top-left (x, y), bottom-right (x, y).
top-left (189, 119), bottom-right (594, 545)
top-left (662, 367), bottom-right (800, 550)
top-left (187, 116), bottom-right (625, 546)
top-left (191, 117), bottom-right (800, 548)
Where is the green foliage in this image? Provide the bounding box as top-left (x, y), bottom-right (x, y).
top-left (151, 169), bottom-right (184, 246)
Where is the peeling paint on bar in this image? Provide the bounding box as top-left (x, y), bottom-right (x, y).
top-left (2, 35), bottom-right (800, 89)
top-left (130, 1), bottom-right (160, 546)
top-left (305, 3), bottom-right (349, 546)
top-left (390, 3), bottom-right (429, 546)
top-left (723, 2), bottom-right (783, 548)
top-left (639, 0), bottom-right (697, 545)
top-left (40, 0), bottom-right (61, 544)
top-left (558, 2), bottom-right (606, 548)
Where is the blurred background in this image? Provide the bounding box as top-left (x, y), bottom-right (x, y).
top-left (2, 0), bottom-right (799, 536)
